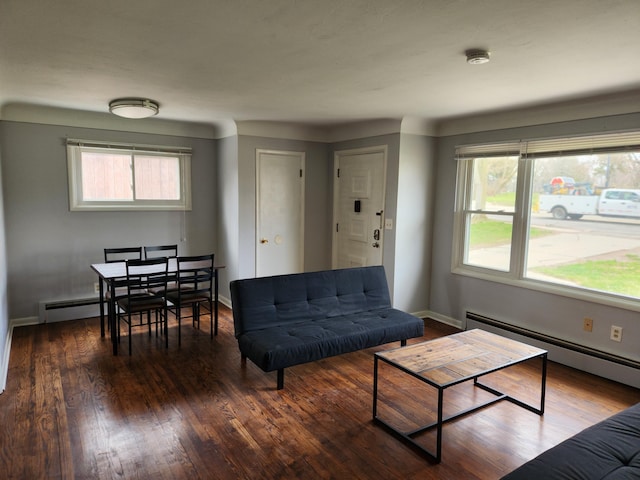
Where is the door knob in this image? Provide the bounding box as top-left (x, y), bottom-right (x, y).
top-left (260, 238), bottom-right (269, 244)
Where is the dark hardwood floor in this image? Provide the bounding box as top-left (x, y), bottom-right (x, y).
top-left (1, 305), bottom-right (638, 479)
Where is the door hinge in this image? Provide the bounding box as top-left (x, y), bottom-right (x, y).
top-left (336, 223), bottom-right (339, 233)
top-left (337, 168), bottom-right (340, 178)
top-left (300, 169), bottom-right (303, 178)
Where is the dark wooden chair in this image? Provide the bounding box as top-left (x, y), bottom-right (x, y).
top-left (144, 245), bottom-right (179, 292)
top-left (116, 257), bottom-right (169, 355)
top-left (166, 254), bottom-right (215, 345)
top-left (144, 244), bottom-right (178, 260)
top-left (102, 247), bottom-right (143, 331)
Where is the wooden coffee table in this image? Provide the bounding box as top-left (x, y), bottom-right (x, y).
top-left (373, 329), bottom-right (547, 463)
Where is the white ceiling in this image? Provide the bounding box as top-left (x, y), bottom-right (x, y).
top-left (1, 0), bottom-right (639, 131)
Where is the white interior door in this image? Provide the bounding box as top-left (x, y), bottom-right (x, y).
top-left (256, 149), bottom-right (305, 277)
top-left (333, 146), bottom-right (387, 268)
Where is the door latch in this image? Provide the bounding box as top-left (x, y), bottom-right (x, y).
top-left (373, 229), bottom-right (380, 241)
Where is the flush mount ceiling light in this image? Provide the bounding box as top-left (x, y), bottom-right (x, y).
top-left (465, 49), bottom-right (491, 65)
top-left (108, 98), bottom-right (159, 119)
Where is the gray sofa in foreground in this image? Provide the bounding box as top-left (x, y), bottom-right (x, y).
top-left (230, 266), bottom-right (424, 389)
top-left (502, 402), bottom-right (640, 479)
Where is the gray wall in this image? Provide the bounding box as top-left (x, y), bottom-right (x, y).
top-left (429, 113), bottom-right (640, 386)
top-left (0, 138), bottom-right (8, 391)
top-left (394, 133), bottom-right (436, 313)
top-left (1, 121), bottom-right (217, 319)
top-left (216, 135), bottom-right (239, 303)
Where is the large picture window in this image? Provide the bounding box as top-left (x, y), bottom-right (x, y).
top-left (67, 140), bottom-right (192, 211)
top-left (453, 131), bottom-right (640, 305)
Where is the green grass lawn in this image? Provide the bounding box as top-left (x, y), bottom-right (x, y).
top-left (534, 255), bottom-right (640, 297)
top-left (469, 218), bottom-right (550, 247)
top-left (486, 192), bottom-right (516, 206)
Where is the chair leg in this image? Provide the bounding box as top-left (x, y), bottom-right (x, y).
top-left (211, 299), bottom-right (216, 338)
top-left (177, 306), bottom-right (181, 346)
top-left (164, 307), bottom-right (169, 348)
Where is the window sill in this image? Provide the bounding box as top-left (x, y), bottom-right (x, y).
top-left (451, 266), bottom-right (640, 314)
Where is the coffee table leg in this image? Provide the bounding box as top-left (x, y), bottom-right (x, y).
top-left (373, 356), bottom-right (379, 418)
top-left (436, 388), bottom-right (443, 462)
top-left (539, 353), bottom-right (547, 414)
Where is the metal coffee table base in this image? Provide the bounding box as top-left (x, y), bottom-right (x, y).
top-left (372, 331), bottom-right (547, 464)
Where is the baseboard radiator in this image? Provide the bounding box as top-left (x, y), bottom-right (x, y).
top-left (38, 296), bottom-right (101, 323)
top-left (466, 311), bottom-right (640, 370)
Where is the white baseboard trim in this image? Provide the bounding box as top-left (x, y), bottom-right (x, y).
top-left (218, 295), bottom-right (232, 309)
top-left (421, 310), bottom-right (463, 329)
top-left (0, 316), bottom-right (39, 394)
top-left (0, 325), bottom-right (10, 394)
top-left (11, 316), bottom-right (40, 328)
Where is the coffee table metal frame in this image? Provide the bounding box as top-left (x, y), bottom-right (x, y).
top-left (372, 330), bottom-right (547, 463)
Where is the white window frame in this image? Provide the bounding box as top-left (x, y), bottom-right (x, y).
top-left (67, 139), bottom-right (192, 211)
top-left (452, 131), bottom-right (640, 311)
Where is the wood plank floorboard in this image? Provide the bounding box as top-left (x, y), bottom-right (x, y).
top-left (1, 305), bottom-right (638, 479)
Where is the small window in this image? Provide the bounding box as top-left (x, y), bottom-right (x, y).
top-left (67, 140), bottom-right (192, 211)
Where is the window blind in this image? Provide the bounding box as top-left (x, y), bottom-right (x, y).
top-left (454, 142), bottom-right (521, 160)
top-left (522, 131), bottom-right (640, 159)
top-left (455, 130), bottom-right (640, 161)
top-left (66, 138), bottom-right (192, 155)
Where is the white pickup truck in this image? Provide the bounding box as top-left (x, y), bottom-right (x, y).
top-left (538, 188), bottom-right (640, 220)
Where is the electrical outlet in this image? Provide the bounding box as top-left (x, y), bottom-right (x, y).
top-left (94, 282), bottom-right (100, 293)
top-left (583, 317), bottom-right (593, 332)
top-left (610, 325), bottom-right (623, 342)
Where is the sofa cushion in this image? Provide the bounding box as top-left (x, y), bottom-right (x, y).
top-left (237, 307), bottom-right (424, 371)
top-left (231, 266), bottom-right (392, 337)
top-left (502, 402), bottom-right (640, 479)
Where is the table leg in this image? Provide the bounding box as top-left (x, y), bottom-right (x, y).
top-left (109, 280), bottom-right (118, 355)
top-left (214, 269), bottom-right (219, 337)
top-left (98, 279), bottom-right (105, 337)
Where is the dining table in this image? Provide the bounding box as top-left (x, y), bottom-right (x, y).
top-left (91, 258), bottom-right (224, 355)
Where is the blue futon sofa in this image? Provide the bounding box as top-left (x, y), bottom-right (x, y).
top-left (230, 266), bottom-right (424, 389)
top-left (502, 402), bottom-right (640, 479)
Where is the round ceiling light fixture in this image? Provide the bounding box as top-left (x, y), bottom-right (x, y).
top-left (109, 98), bottom-right (159, 119)
top-left (465, 49), bottom-right (491, 65)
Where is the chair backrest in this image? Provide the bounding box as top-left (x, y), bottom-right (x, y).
top-left (104, 247), bottom-right (142, 263)
top-left (144, 244), bottom-right (178, 260)
top-left (123, 257), bottom-right (169, 299)
top-left (176, 254), bottom-right (214, 297)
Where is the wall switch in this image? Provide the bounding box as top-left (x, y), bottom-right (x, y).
top-left (583, 317), bottom-right (593, 332)
top-left (610, 325), bottom-right (623, 342)
top-left (384, 218), bottom-right (393, 230)
top-left (94, 282), bottom-right (100, 293)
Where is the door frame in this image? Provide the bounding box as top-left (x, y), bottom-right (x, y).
top-left (332, 145), bottom-right (388, 268)
top-left (255, 148), bottom-right (305, 276)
